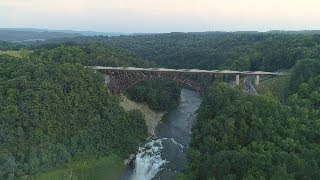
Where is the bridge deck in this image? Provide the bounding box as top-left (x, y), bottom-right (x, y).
top-left (92, 66), bottom-right (284, 76)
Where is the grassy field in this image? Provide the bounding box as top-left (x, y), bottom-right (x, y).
top-left (0, 50), bottom-right (23, 58)
top-left (27, 154), bottom-right (125, 180)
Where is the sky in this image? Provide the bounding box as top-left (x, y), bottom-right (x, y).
top-left (1, 0), bottom-right (320, 33)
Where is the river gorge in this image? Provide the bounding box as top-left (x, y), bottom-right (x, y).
top-left (34, 89), bottom-right (201, 180)
top-left (122, 89), bottom-right (202, 180)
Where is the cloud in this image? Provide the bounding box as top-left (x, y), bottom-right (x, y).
top-left (1, 0), bottom-right (320, 32)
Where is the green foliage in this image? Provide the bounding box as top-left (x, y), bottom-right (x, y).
top-left (184, 83), bottom-right (320, 179)
top-left (257, 76), bottom-right (290, 100)
top-left (29, 43), bottom-right (156, 67)
top-left (29, 43), bottom-right (179, 111)
top-left (126, 79), bottom-right (181, 111)
top-left (99, 32), bottom-right (320, 71)
top-left (288, 59), bottom-right (320, 99)
top-left (0, 55), bottom-right (148, 179)
top-left (0, 41), bottom-right (26, 51)
top-left (3, 32), bottom-right (320, 179)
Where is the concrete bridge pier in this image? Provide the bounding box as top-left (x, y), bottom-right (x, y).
top-left (235, 75), bottom-right (240, 85)
top-left (255, 75), bottom-right (260, 85)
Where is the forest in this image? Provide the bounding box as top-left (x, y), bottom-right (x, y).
top-left (126, 79), bottom-right (181, 111)
top-left (180, 59), bottom-right (320, 179)
top-left (0, 54), bottom-right (149, 179)
top-left (1, 32), bottom-right (320, 179)
top-left (0, 42), bottom-right (183, 178)
top-left (108, 33), bottom-right (320, 72)
top-left (27, 44), bottom-right (181, 111)
top-left (25, 32), bottom-right (320, 72)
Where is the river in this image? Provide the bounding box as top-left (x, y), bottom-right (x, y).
top-left (122, 89), bottom-right (202, 180)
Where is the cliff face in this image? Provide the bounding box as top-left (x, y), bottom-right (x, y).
top-left (120, 96), bottom-right (166, 136)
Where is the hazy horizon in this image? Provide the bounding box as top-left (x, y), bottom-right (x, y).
top-left (2, 27), bottom-right (320, 34)
top-left (2, 0), bottom-right (320, 33)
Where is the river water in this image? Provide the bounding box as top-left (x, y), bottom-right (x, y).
top-left (122, 89), bottom-right (202, 180)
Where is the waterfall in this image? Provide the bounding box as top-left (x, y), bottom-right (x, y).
top-left (125, 89), bottom-right (202, 180)
top-left (131, 139), bottom-right (168, 180)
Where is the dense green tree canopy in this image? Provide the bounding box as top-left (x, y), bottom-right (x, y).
top-left (182, 57), bottom-right (320, 179)
top-left (183, 83), bottom-right (320, 179)
top-left (106, 33), bottom-right (320, 71)
top-left (126, 79), bottom-right (181, 111)
top-left (29, 43), bottom-right (156, 67)
top-left (0, 55), bottom-right (148, 179)
top-left (288, 59), bottom-right (320, 99)
top-left (0, 41), bottom-right (26, 51)
top-left (6, 32), bottom-right (320, 72)
top-left (2, 32), bottom-right (320, 180)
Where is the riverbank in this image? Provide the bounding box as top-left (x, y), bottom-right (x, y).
top-left (120, 95), bottom-right (166, 136)
top-left (123, 89), bottom-right (202, 180)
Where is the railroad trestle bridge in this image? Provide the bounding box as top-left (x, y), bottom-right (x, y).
top-left (91, 66), bottom-right (284, 94)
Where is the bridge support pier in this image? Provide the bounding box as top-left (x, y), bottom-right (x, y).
top-left (235, 75), bottom-right (240, 85)
top-left (255, 75), bottom-right (260, 85)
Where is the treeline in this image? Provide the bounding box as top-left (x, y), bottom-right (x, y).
top-left (4, 32), bottom-right (320, 72)
top-left (0, 30), bottom-right (81, 42)
top-left (181, 59), bottom-right (320, 179)
top-left (0, 55), bottom-right (148, 179)
top-left (106, 33), bottom-right (320, 72)
top-left (29, 43), bottom-right (156, 67)
top-left (0, 41), bottom-right (26, 51)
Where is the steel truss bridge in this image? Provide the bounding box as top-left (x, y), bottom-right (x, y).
top-left (91, 66), bottom-right (284, 94)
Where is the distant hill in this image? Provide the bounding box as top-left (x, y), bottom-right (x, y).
top-left (0, 30), bottom-right (81, 42)
top-left (0, 28), bottom-right (127, 42)
top-left (267, 30), bottom-right (320, 34)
